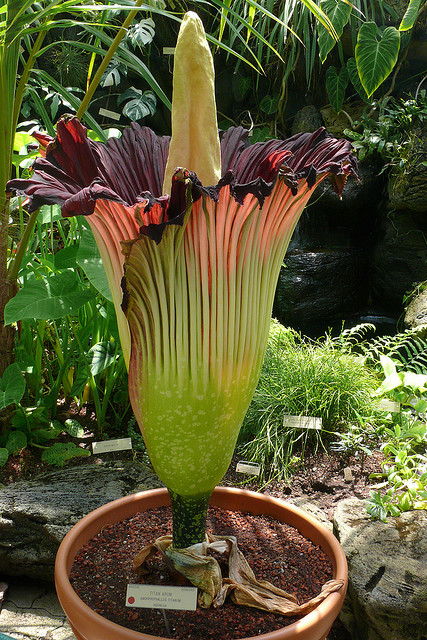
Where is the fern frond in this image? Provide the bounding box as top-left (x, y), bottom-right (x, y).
top-left (363, 326), bottom-right (427, 373)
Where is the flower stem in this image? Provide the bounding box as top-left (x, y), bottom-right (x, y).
top-left (168, 489), bottom-right (212, 548)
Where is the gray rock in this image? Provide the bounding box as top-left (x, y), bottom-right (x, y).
top-left (0, 460), bottom-right (162, 581)
top-left (287, 497), bottom-right (333, 531)
top-left (371, 207), bottom-right (427, 312)
top-left (273, 247), bottom-right (369, 335)
top-left (291, 105), bottom-right (324, 135)
top-left (404, 288), bottom-right (427, 329)
top-left (388, 126), bottom-right (427, 212)
top-left (333, 498), bottom-right (427, 640)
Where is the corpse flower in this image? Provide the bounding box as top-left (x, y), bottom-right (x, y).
top-left (8, 13), bottom-right (357, 552)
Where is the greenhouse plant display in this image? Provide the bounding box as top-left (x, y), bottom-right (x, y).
top-left (7, 11), bottom-right (357, 640)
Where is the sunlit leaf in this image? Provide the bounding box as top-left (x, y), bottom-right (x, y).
top-left (355, 23), bottom-right (400, 97)
top-left (4, 270), bottom-right (95, 323)
top-left (318, 0), bottom-right (352, 62)
top-left (399, 0), bottom-right (424, 31)
top-left (87, 341), bottom-right (117, 376)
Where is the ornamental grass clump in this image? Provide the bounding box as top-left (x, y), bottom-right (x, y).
top-left (239, 321), bottom-right (380, 481)
top-left (7, 13), bottom-right (357, 558)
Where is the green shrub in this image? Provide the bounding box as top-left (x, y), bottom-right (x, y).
top-left (238, 320), bottom-right (379, 481)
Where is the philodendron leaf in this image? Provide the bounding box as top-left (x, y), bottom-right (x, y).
top-left (0, 448), bottom-right (9, 467)
top-left (399, 0), bottom-right (424, 31)
top-left (259, 94), bottom-right (279, 115)
top-left (318, 0), bottom-right (352, 62)
top-left (4, 270), bottom-right (95, 323)
top-left (355, 23), bottom-right (400, 97)
top-left (77, 225), bottom-right (112, 301)
top-left (0, 363), bottom-right (26, 410)
top-left (326, 65), bottom-right (349, 113)
top-left (346, 57), bottom-right (369, 102)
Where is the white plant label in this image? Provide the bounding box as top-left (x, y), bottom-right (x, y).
top-left (125, 585), bottom-right (197, 611)
top-left (163, 47), bottom-right (175, 55)
top-left (98, 108), bottom-right (121, 121)
top-left (378, 399), bottom-right (400, 413)
top-left (92, 437), bottom-right (132, 454)
top-left (284, 415), bottom-right (322, 430)
top-left (236, 461), bottom-right (261, 476)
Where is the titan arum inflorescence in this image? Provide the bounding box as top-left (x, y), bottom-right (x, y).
top-left (8, 13), bottom-right (357, 549)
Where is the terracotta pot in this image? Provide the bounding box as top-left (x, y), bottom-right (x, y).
top-left (55, 487), bottom-right (347, 640)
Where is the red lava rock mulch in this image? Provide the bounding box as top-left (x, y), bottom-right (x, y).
top-left (70, 505), bottom-right (334, 640)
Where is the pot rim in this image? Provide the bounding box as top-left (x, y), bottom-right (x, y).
top-left (55, 486), bottom-right (347, 640)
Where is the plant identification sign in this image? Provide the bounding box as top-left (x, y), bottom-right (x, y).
top-left (283, 415), bottom-right (322, 430)
top-left (125, 585), bottom-right (197, 610)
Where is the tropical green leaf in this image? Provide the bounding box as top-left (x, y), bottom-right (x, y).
top-left (119, 88), bottom-right (157, 121)
top-left (37, 204), bottom-right (63, 224)
top-left (346, 57), bottom-right (369, 102)
top-left (54, 244), bottom-right (79, 270)
top-left (318, 0), bottom-right (352, 62)
top-left (326, 65), bottom-right (349, 113)
top-left (259, 94), bottom-right (279, 114)
top-left (355, 23), bottom-right (400, 97)
top-left (4, 270), bottom-right (95, 323)
top-left (399, 0), bottom-right (424, 31)
top-left (0, 363), bottom-right (26, 409)
top-left (0, 448), bottom-right (9, 467)
top-left (125, 17), bottom-right (155, 48)
top-left (87, 341), bottom-right (117, 376)
top-left (64, 418), bottom-right (85, 438)
top-left (77, 225), bottom-right (112, 301)
top-left (69, 363), bottom-right (90, 397)
top-left (5, 430), bottom-right (27, 454)
top-left (41, 442), bottom-right (90, 467)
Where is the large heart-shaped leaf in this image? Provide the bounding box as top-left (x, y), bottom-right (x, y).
top-left (326, 65), bottom-right (349, 113)
top-left (4, 270), bottom-right (95, 323)
top-left (355, 23), bottom-right (400, 97)
top-left (318, 0), bottom-right (352, 62)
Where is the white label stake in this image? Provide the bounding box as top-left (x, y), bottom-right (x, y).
top-left (236, 461), bottom-right (261, 476)
top-left (92, 437), bottom-right (132, 454)
top-left (378, 399), bottom-right (400, 413)
top-left (98, 108), bottom-right (121, 121)
top-left (125, 585), bottom-right (197, 611)
top-left (284, 415), bottom-right (322, 430)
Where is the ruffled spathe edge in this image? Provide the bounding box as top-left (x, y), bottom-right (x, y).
top-left (6, 117), bottom-right (358, 244)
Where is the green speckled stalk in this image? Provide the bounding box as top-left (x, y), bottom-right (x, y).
top-left (168, 489), bottom-right (212, 548)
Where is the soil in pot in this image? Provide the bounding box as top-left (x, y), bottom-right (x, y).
top-left (69, 505), bottom-right (333, 640)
